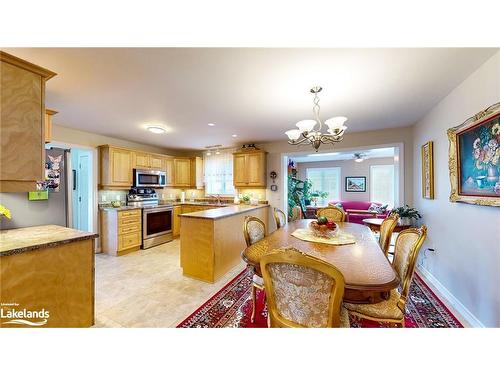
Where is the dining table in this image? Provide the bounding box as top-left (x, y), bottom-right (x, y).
top-left (242, 219), bottom-right (400, 304)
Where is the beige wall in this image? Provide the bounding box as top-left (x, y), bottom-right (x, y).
top-left (258, 126), bottom-right (413, 213)
top-left (295, 157), bottom-right (395, 204)
top-left (412, 51), bottom-right (500, 327)
top-left (51, 124), bottom-right (188, 156)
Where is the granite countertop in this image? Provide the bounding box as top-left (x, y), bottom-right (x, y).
top-left (180, 204), bottom-right (270, 220)
top-left (0, 225), bottom-right (98, 257)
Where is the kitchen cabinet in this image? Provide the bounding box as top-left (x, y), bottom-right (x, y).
top-left (0, 51), bottom-right (56, 192)
top-left (165, 157), bottom-right (175, 187)
top-left (174, 158), bottom-right (191, 187)
top-left (100, 208), bottom-right (142, 256)
top-left (44, 109), bottom-right (58, 143)
top-left (173, 206), bottom-right (182, 237)
top-left (191, 156), bottom-right (204, 189)
top-left (133, 152), bottom-right (165, 170)
top-left (99, 145), bottom-right (134, 189)
top-left (232, 150), bottom-right (267, 188)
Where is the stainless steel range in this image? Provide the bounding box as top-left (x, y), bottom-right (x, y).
top-left (127, 188), bottom-right (173, 249)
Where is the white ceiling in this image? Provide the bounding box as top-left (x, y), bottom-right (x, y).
top-left (292, 147), bottom-right (395, 163)
top-left (5, 48), bottom-right (498, 151)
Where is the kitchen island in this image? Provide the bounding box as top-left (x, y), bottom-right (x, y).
top-left (0, 225), bottom-right (97, 328)
top-left (180, 204), bottom-right (269, 283)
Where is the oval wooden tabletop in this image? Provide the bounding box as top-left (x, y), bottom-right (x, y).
top-left (243, 219), bottom-right (399, 291)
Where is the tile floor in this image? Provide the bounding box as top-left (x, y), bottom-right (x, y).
top-left (93, 239), bottom-right (246, 328)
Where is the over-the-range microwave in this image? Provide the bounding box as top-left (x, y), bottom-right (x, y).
top-left (133, 169), bottom-right (167, 188)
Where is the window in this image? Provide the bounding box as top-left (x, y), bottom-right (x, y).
top-left (370, 164), bottom-right (395, 207)
top-left (203, 149), bottom-right (235, 195)
top-left (306, 167), bottom-right (341, 205)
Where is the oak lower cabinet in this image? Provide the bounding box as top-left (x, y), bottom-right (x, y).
top-left (99, 145), bottom-right (134, 189)
top-left (0, 51), bottom-right (56, 192)
top-left (232, 150), bottom-right (267, 188)
top-left (100, 208), bottom-right (142, 256)
top-left (173, 206), bottom-right (182, 237)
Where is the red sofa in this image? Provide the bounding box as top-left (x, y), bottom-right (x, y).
top-left (328, 201), bottom-right (390, 225)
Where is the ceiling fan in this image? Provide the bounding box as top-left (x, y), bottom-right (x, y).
top-left (353, 153), bottom-right (368, 163)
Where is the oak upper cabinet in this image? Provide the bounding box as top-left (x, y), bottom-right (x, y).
top-left (0, 51), bottom-right (56, 192)
top-left (134, 152), bottom-right (150, 169)
top-left (99, 145), bottom-right (134, 189)
top-left (164, 157), bottom-right (175, 187)
top-left (174, 158), bottom-right (191, 187)
top-left (45, 109), bottom-right (58, 143)
top-left (150, 154), bottom-right (165, 170)
top-left (191, 156), bottom-right (204, 189)
top-left (233, 150), bottom-right (267, 188)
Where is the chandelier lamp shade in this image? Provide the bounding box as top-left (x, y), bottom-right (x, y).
top-left (285, 86), bottom-right (347, 152)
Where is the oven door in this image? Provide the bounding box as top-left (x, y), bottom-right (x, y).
top-left (134, 169), bottom-right (166, 188)
top-left (142, 207), bottom-right (173, 248)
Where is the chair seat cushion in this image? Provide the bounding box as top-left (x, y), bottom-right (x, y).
top-left (343, 289), bottom-right (404, 321)
top-left (252, 274), bottom-right (264, 286)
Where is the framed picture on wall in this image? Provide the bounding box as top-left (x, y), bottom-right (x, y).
top-left (345, 176), bottom-right (366, 192)
top-left (447, 102), bottom-right (500, 206)
top-left (421, 141), bottom-right (434, 199)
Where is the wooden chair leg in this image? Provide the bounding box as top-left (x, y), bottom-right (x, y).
top-left (250, 284), bottom-right (256, 323)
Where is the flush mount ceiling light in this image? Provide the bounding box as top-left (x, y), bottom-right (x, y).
top-left (208, 123), bottom-right (215, 127)
top-left (231, 134), bottom-right (237, 138)
top-left (285, 86), bottom-right (347, 152)
top-left (147, 126), bottom-right (166, 134)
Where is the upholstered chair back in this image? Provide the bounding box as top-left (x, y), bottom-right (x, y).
top-left (379, 213), bottom-right (400, 257)
top-left (392, 226), bottom-right (427, 309)
top-left (260, 247), bottom-right (346, 328)
top-left (243, 216), bottom-right (266, 247)
top-left (317, 206), bottom-right (346, 222)
top-left (273, 208), bottom-right (287, 229)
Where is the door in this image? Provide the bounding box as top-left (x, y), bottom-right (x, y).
top-left (76, 153), bottom-right (90, 231)
top-left (233, 154), bottom-right (247, 186)
top-left (111, 148), bottom-right (132, 186)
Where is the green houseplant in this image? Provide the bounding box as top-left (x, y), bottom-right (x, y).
top-left (391, 205), bottom-right (422, 225)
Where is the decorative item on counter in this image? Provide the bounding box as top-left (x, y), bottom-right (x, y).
top-left (240, 193), bottom-right (251, 204)
top-left (391, 205), bottom-right (422, 226)
top-left (233, 195), bottom-right (240, 204)
top-left (309, 217), bottom-right (339, 238)
top-left (241, 143), bottom-right (258, 150)
top-left (190, 191), bottom-right (195, 202)
top-left (0, 204), bottom-right (12, 220)
top-left (180, 191), bottom-right (186, 203)
top-left (111, 201), bottom-right (121, 207)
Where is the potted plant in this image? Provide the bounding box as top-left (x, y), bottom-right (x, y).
top-left (310, 190), bottom-right (328, 206)
top-left (391, 205), bottom-right (422, 226)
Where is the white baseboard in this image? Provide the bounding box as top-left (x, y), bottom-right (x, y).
top-left (417, 266), bottom-right (485, 328)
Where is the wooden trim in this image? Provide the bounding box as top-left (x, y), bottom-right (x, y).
top-left (0, 50), bottom-right (57, 79)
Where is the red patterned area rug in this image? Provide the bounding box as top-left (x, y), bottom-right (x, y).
top-left (177, 267), bottom-right (463, 328)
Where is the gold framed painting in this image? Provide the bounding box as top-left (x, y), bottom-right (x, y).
top-left (447, 102), bottom-right (500, 207)
top-left (421, 141), bottom-right (434, 199)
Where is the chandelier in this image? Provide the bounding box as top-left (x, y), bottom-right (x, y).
top-left (285, 86), bottom-right (347, 152)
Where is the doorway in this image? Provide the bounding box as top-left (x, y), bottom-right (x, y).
top-left (71, 148), bottom-right (93, 231)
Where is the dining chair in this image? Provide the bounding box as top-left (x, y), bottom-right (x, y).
top-left (273, 207), bottom-right (287, 229)
top-left (317, 206), bottom-right (346, 222)
top-left (344, 225), bottom-right (427, 327)
top-left (260, 246), bottom-right (350, 328)
top-left (379, 213), bottom-right (400, 258)
top-left (242, 216), bottom-right (267, 323)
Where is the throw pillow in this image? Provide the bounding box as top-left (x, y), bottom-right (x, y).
top-left (368, 203), bottom-right (379, 212)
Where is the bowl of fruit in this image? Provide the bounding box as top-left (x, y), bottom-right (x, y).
top-left (309, 216), bottom-right (338, 238)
